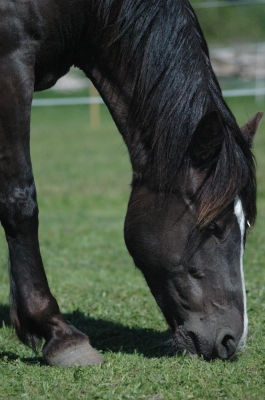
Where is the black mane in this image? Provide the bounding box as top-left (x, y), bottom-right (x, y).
top-left (92, 0), bottom-right (256, 226)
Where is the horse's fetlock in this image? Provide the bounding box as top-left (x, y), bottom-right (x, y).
top-left (12, 293), bottom-right (61, 344)
top-left (25, 295), bottom-right (60, 323)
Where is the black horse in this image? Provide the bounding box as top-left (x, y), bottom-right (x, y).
top-left (0, 0), bottom-right (262, 366)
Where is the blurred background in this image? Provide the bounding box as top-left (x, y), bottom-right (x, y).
top-left (192, 0), bottom-right (265, 104)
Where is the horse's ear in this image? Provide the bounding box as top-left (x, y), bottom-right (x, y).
top-left (189, 111), bottom-right (224, 168)
top-left (240, 111), bottom-right (263, 146)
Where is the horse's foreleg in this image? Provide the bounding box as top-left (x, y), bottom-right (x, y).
top-left (0, 59), bottom-right (104, 366)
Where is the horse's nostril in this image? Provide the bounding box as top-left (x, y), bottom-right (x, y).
top-left (218, 334), bottom-right (236, 359)
top-left (172, 327), bottom-right (239, 360)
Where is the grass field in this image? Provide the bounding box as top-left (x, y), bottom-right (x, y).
top-left (0, 96), bottom-right (265, 399)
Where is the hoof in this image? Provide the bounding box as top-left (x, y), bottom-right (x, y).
top-left (44, 340), bottom-right (105, 367)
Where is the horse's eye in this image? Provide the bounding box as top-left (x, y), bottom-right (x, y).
top-left (188, 265), bottom-right (204, 279)
top-left (204, 221), bottom-right (222, 237)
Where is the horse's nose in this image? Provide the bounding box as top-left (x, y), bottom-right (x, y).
top-left (172, 326), bottom-right (240, 360)
top-left (214, 331), bottom-right (237, 359)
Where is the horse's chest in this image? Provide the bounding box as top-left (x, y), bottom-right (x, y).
top-left (34, 59), bottom-right (73, 92)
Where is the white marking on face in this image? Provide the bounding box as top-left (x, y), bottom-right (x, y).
top-left (234, 196), bottom-right (248, 351)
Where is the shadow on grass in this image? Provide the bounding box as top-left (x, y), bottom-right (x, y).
top-left (65, 309), bottom-right (171, 358)
top-left (0, 351), bottom-right (43, 365)
top-left (0, 304), bottom-right (172, 363)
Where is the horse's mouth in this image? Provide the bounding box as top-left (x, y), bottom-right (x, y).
top-left (171, 325), bottom-right (220, 360)
top-left (171, 324), bottom-right (239, 361)
top-left (171, 325), bottom-right (199, 356)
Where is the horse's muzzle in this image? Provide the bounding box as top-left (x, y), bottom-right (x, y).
top-left (171, 325), bottom-right (240, 360)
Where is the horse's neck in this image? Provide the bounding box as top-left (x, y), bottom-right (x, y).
top-left (78, 0), bottom-right (217, 187)
top-left (93, 69), bottom-right (151, 183)
top-left (89, 67), bottom-right (132, 136)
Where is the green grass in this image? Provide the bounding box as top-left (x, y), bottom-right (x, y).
top-left (0, 97), bottom-right (265, 399)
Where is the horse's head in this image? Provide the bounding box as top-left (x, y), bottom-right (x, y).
top-left (124, 112), bottom-right (262, 360)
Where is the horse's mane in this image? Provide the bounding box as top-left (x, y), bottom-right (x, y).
top-left (92, 0), bottom-right (256, 227)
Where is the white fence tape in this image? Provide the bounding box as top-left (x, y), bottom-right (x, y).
top-left (32, 96), bottom-right (104, 107)
top-left (222, 88), bottom-right (265, 97)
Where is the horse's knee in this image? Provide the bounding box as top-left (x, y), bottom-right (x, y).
top-left (0, 183), bottom-right (38, 236)
top-left (10, 185), bottom-right (37, 218)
